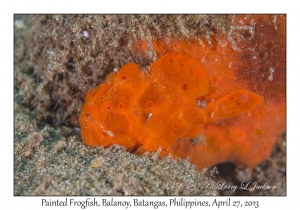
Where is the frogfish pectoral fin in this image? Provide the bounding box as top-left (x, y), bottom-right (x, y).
top-left (205, 90), bottom-right (263, 122)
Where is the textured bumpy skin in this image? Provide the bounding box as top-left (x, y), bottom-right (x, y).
top-left (79, 52), bottom-right (263, 169)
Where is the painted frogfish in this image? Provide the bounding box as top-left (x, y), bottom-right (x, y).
top-left (79, 52), bottom-right (264, 169)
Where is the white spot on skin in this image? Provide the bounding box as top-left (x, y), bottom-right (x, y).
top-left (268, 67), bottom-right (275, 81)
top-left (190, 133), bottom-right (206, 146)
top-left (197, 100), bottom-right (207, 109)
top-left (141, 66), bottom-right (151, 76)
top-left (86, 114), bottom-right (115, 137)
top-left (106, 131), bottom-right (114, 137)
top-left (147, 113), bottom-right (153, 121)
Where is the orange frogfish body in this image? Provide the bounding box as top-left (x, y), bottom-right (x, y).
top-left (79, 52), bottom-right (264, 168)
